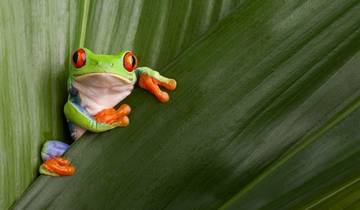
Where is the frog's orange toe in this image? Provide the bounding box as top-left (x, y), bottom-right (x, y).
top-left (168, 79), bottom-right (177, 90)
top-left (160, 79), bottom-right (177, 91)
top-left (117, 104), bottom-right (131, 116)
top-left (54, 157), bottom-right (71, 166)
top-left (117, 116), bottom-right (129, 127)
top-left (157, 92), bottom-right (170, 103)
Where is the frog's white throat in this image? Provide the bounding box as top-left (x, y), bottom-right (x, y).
top-left (73, 73), bottom-right (135, 116)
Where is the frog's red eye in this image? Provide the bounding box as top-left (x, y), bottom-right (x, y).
top-left (123, 51), bottom-right (137, 72)
top-left (72, 48), bottom-right (86, 68)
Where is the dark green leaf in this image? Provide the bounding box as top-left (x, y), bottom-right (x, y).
top-left (3, 0), bottom-right (360, 209)
top-left (0, 0), bottom-right (241, 209)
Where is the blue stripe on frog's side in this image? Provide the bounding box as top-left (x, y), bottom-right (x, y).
top-left (68, 97), bottom-right (91, 118)
top-left (67, 122), bottom-right (77, 139)
top-left (41, 140), bottom-right (70, 161)
top-left (67, 96), bottom-right (93, 139)
top-left (69, 84), bottom-right (79, 98)
top-left (68, 85), bottom-right (93, 120)
top-left (69, 85), bottom-right (82, 106)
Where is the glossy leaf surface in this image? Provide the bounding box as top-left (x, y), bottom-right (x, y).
top-left (1, 0), bottom-right (360, 209)
top-left (0, 0), bottom-right (241, 209)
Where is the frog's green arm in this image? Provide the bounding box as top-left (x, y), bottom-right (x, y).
top-left (64, 101), bottom-right (116, 132)
top-left (135, 67), bottom-right (174, 83)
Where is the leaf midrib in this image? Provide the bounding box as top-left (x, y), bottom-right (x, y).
top-left (303, 177), bottom-right (360, 210)
top-left (78, 0), bottom-right (90, 48)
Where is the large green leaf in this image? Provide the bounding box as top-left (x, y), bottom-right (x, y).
top-left (3, 0), bottom-right (360, 209)
top-left (0, 1), bottom-right (75, 209)
top-left (0, 0), bottom-right (242, 209)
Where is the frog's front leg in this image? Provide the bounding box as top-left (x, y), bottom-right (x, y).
top-left (64, 101), bottom-right (126, 133)
top-left (94, 104), bottom-right (131, 126)
top-left (136, 67), bottom-right (177, 103)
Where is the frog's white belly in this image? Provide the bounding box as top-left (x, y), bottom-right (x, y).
top-left (70, 74), bottom-right (135, 140)
top-left (74, 73), bottom-right (135, 116)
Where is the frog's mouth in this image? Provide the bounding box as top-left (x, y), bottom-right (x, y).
top-left (75, 73), bottom-right (132, 84)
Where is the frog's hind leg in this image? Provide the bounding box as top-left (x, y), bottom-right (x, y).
top-left (41, 140), bottom-right (70, 161)
top-left (39, 140), bottom-right (76, 176)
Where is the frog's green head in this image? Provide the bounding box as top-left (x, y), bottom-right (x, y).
top-left (69, 48), bottom-right (138, 84)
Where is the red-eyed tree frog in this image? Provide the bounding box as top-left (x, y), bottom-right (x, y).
top-left (39, 48), bottom-right (177, 176)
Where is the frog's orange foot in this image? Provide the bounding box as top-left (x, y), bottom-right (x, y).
top-left (138, 73), bottom-right (177, 103)
top-left (94, 108), bottom-right (118, 124)
top-left (116, 104), bottom-right (131, 116)
top-left (41, 157), bottom-right (76, 176)
top-left (160, 79), bottom-right (177, 91)
top-left (94, 105), bottom-right (131, 125)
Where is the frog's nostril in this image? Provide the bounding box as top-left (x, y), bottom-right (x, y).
top-left (98, 61), bottom-right (111, 67)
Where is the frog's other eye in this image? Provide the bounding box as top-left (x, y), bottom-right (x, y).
top-left (72, 48), bottom-right (86, 68)
top-left (123, 51), bottom-right (137, 72)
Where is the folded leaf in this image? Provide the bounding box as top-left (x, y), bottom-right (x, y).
top-left (12, 0), bottom-right (360, 209)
